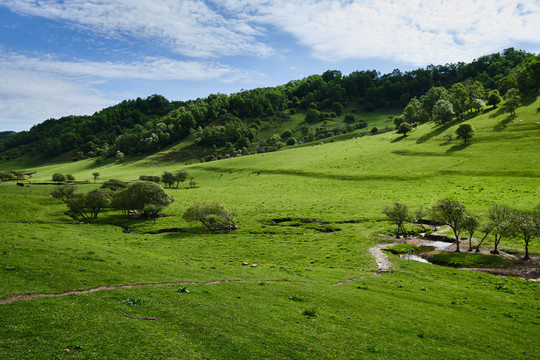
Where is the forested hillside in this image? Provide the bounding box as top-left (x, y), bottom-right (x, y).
top-left (1, 48), bottom-right (538, 162)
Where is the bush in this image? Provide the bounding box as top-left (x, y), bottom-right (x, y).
top-left (139, 175), bottom-right (160, 183)
top-left (113, 181), bottom-right (172, 219)
top-left (52, 173), bottom-right (66, 183)
top-left (100, 179), bottom-right (128, 191)
top-left (183, 202), bottom-right (236, 232)
top-left (50, 185), bottom-right (76, 202)
top-left (66, 174), bottom-right (75, 182)
top-left (344, 114), bottom-right (355, 124)
top-left (286, 137), bottom-right (297, 146)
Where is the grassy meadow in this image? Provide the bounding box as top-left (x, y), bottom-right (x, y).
top-left (0, 95), bottom-right (539, 359)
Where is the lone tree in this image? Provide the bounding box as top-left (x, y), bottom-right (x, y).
top-left (431, 198), bottom-right (467, 252)
top-left (92, 172), bottom-right (100, 183)
top-left (183, 202), bottom-right (236, 233)
top-left (397, 122), bottom-right (413, 136)
top-left (503, 88), bottom-right (521, 116)
top-left (174, 170), bottom-right (189, 188)
top-left (383, 203), bottom-right (414, 236)
top-left (455, 123), bottom-right (476, 144)
top-left (52, 173), bottom-right (65, 183)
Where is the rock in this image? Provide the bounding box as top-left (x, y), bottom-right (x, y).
top-left (241, 262), bottom-right (248, 266)
top-left (251, 264), bottom-right (257, 267)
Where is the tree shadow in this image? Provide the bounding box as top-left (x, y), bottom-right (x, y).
top-left (416, 122), bottom-right (452, 144)
top-left (391, 135), bottom-right (407, 143)
top-left (488, 106), bottom-right (506, 118)
top-left (493, 116), bottom-right (514, 132)
top-left (446, 142), bottom-right (471, 153)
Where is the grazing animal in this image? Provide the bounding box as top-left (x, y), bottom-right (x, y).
top-left (16, 182), bottom-right (24, 187)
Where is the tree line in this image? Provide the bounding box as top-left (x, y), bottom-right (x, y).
top-left (384, 199), bottom-right (540, 260)
top-left (1, 49), bottom-right (537, 161)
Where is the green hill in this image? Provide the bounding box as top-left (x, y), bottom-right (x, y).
top-left (0, 84), bottom-right (539, 358)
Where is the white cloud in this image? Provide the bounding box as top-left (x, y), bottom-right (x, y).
top-left (215, 0), bottom-right (540, 65)
top-left (0, 0), bottom-right (274, 58)
top-left (0, 50), bottom-right (265, 130)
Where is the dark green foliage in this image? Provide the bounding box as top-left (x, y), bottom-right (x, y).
top-left (370, 127), bottom-right (379, 134)
top-left (52, 173), bottom-right (66, 183)
top-left (100, 179), bottom-right (128, 191)
top-left (161, 171), bottom-right (175, 188)
top-left (503, 88), bottom-right (521, 116)
top-left (183, 202), bottom-right (236, 232)
top-left (487, 90), bottom-right (502, 107)
top-left (281, 129), bottom-right (293, 140)
top-left (66, 174), bottom-right (75, 182)
top-left (286, 137), bottom-right (297, 146)
top-left (397, 122), bottom-right (413, 136)
top-left (455, 123), bottom-right (476, 144)
top-left (50, 185), bottom-right (76, 202)
top-left (118, 181), bottom-right (172, 219)
top-left (67, 189), bottom-right (111, 219)
top-left (305, 109), bottom-right (321, 124)
top-left (344, 114), bottom-right (355, 124)
top-left (139, 175), bottom-right (160, 183)
top-left (0, 49), bottom-right (537, 162)
top-left (92, 172), bottom-right (100, 183)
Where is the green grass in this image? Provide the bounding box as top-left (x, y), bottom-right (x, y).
top-left (383, 244), bottom-right (420, 254)
top-left (429, 252), bottom-right (515, 267)
top-left (0, 96), bottom-right (539, 359)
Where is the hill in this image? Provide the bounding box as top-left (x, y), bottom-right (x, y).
top-left (0, 83), bottom-right (539, 358)
top-left (1, 48), bottom-right (538, 166)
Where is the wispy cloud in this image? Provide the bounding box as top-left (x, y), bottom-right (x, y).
top-left (1, 0), bottom-right (274, 58)
top-left (0, 50), bottom-right (264, 130)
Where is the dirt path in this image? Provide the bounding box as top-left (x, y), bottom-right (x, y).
top-left (332, 243), bottom-right (393, 285)
top-left (0, 279), bottom-right (282, 305)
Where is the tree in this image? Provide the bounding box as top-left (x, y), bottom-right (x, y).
top-left (92, 172), bottom-right (100, 183)
top-left (281, 129), bottom-right (293, 140)
top-left (50, 185), bottom-right (76, 202)
top-left (462, 214), bottom-right (480, 252)
top-left (397, 122), bottom-right (413, 136)
top-left (66, 189), bottom-right (111, 219)
top-left (286, 137), bottom-right (297, 146)
top-left (432, 99), bottom-right (454, 124)
top-left (383, 203), bottom-right (414, 236)
top-left (161, 171), bottom-right (175, 188)
top-left (455, 123), bottom-right (476, 144)
top-left (487, 90), bottom-right (502, 108)
top-left (431, 198), bottom-right (467, 252)
top-left (52, 173), bottom-right (66, 183)
top-left (305, 109), bottom-right (321, 124)
top-left (503, 88), bottom-right (521, 116)
top-left (472, 98), bottom-right (485, 112)
top-left (100, 179), bottom-right (128, 191)
top-left (174, 170), bottom-right (189, 188)
top-left (344, 114), bottom-right (355, 124)
top-left (66, 174), bottom-right (75, 182)
top-left (331, 102), bottom-right (343, 115)
top-left (487, 204), bottom-right (513, 254)
top-left (183, 202), bottom-right (236, 232)
top-left (511, 208), bottom-right (539, 260)
top-left (121, 181), bottom-right (172, 219)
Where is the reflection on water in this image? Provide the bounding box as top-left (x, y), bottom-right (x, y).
top-left (399, 253), bottom-right (430, 263)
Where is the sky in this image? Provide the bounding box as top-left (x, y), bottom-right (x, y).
top-left (1, 0), bottom-right (539, 132)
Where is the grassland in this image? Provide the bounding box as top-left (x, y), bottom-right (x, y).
top-left (0, 95), bottom-right (539, 359)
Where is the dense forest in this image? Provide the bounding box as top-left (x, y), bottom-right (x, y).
top-left (0, 48), bottom-right (539, 161)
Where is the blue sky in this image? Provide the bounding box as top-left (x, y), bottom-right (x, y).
top-left (1, 0), bottom-right (539, 131)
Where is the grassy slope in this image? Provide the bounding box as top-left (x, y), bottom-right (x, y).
top-left (0, 97), bottom-right (539, 359)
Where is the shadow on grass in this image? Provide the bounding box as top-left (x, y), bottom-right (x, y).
top-left (493, 116), bottom-right (514, 132)
top-left (416, 123), bottom-right (452, 144)
top-left (391, 135), bottom-right (407, 143)
top-left (445, 142), bottom-right (471, 153)
top-left (489, 106), bottom-right (506, 118)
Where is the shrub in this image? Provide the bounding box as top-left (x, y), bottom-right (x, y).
top-left (183, 202), bottom-right (236, 232)
top-left (52, 173), bottom-right (66, 183)
top-left (113, 181), bottom-right (172, 219)
top-left (139, 175), bottom-right (160, 183)
top-left (100, 179), bottom-right (128, 191)
top-left (50, 185), bottom-right (76, 202)
top-left (286, 137), bottom-right (297, 146)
